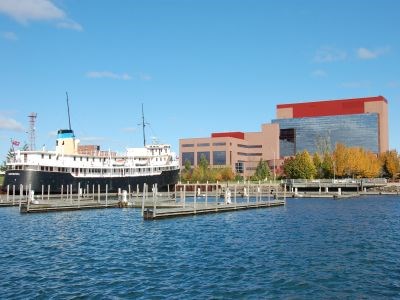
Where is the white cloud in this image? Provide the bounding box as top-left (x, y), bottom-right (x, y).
top-left (139, 73), bottom-right (152, 81)
top-left (357, 47), bottom-right (389, 60)
top-left (57, 19), bottom-right (83, 31)
top-left (314, 46), bottom-right (347, 63)
top-left (0, 115), bottom-right (24, 131)
top-left (340, 81), bottom-right (371, 89)
top-left (1, 31), bottom-right (18, 41)
top-left (311, 69), bottom-right (327, 77)
top-left (86, 71), bottom-right (132, 81)
top-left (0, 0), bottom-right (82, 31)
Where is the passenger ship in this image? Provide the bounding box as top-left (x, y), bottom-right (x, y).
top-left (2, 128), bottom-right (180, 193)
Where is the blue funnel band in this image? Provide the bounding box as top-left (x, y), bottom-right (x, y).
top-left (58, 132), bottom-right (75, 139)
top-left (57, 129), bottom-right (75, 139)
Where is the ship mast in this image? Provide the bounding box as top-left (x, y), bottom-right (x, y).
top-left (142, 103), bottom-right (146, 146)
top-left (66, 92), bottom-right (72, 130)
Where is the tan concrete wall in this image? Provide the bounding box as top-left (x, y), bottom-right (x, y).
top-left (179, 123), bottom-right (280, 178)
top-left (364, 101), bottom-right (389, 152)
top-left (276, 107), bottom-right (293, 119)
top-left (243, 123), bottom-right (280, 177)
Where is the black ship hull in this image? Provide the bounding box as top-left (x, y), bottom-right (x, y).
top-left (2, 169), bottom-right (180, 194)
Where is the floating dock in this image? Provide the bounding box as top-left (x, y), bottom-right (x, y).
top-left (19, 200), bottom-right (120, 213)
top-left (143, 200), bottom-right (285, 220)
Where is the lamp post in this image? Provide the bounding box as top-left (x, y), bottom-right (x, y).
top-left (333, 160), bottom-right (336, 182)
top-left (273, 151), bottom-right (276, 182)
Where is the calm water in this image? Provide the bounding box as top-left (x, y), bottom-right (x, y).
top-left (1, 196), bottom-right (400, 299)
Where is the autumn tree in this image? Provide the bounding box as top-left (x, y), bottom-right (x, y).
top-left (181, 160), bottom-right (192, 182)
top-left (362, 151), bottom-right (381, 178)
top-left (333, 143), bottom-right (349, 177)
top-left (313, 152), bottom-right (323, 178)
top-left (381, 150), bottom-right (400, 179)
top-left (333, 144), bottom-right (381, 178)
top-left (321, 152), bottom-right (334, 178)
top-left (220, 167), bottom-right (235, 181)
top-left (283, 150), bottom-right (316, 179)
top-left (191, 154), bottom-right (209, 182)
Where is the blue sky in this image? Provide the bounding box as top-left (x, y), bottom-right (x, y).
top-left (0, 0), bottom-right (399, 160)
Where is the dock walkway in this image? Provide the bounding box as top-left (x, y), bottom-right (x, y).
top-left (143, 200), bottom-right (285, 220)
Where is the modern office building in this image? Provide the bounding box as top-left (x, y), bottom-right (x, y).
top-left (272, 96), bottom-right (388, 156)
top-left (180, 96), bottom-right (389, 177)
top-left (179, 124), bottom-right (279, 178)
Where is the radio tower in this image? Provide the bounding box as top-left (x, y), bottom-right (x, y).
top-left (28, 112), bottom-right (37, 151)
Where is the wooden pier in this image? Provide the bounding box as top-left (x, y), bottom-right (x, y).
top-left (19, 200), bottom-right (120, 213)
top-left (143, 200), bottom-right (285, 220)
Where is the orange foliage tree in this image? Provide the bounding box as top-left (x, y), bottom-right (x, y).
top-left (381, 150), bottom-right (400, 179)
top-left (333, 143), bottom-right (349, 177)
top-left (333, 144), bottom-right (381, 178)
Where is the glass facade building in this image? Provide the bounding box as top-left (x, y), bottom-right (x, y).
top-left (272, 113), bottom-right (379, 156)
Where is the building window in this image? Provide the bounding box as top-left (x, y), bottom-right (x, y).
top-left (235, 162), bottom-right (244, 173)
top-left (213, 151), bottom-right (226, 165)
top-left (182, 152), bottom-right (194, 166)
top-left (212, 142), bottom-right (226, 146)
top-left (237, 152), bottom-right (262, 156)
top-left (182, 144), bottom-right (194, 148)
top-left (197, 143), bottom-right (210, 147)
top-left (279, 128), bottom-right (296, 157)
top-left (237, 144), bottom-right (262, 149)
top-left (197, 152), bottom-right (210, 164)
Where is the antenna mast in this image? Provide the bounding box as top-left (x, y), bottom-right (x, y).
top-left (142, 103), bottom-right (146, 146)
top-left (66, 92), bottom-right (72, 130)
top-left (28, 112), bottom-right (37, 151)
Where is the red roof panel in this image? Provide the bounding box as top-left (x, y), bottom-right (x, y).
top-left (211, 132), bottom-right (245, 140)
top-left (277, 96), bottom-right (387, 118)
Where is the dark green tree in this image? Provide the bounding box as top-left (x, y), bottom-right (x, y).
top-left (251, 159), bottom-right (271, 181)
top-left (198, 154), bottom-right (209, 171)
top-left (1, 146), bottom-right (15, 171)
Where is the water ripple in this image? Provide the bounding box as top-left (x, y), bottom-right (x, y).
top-left (1, 196), bottom-right (400, 299)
